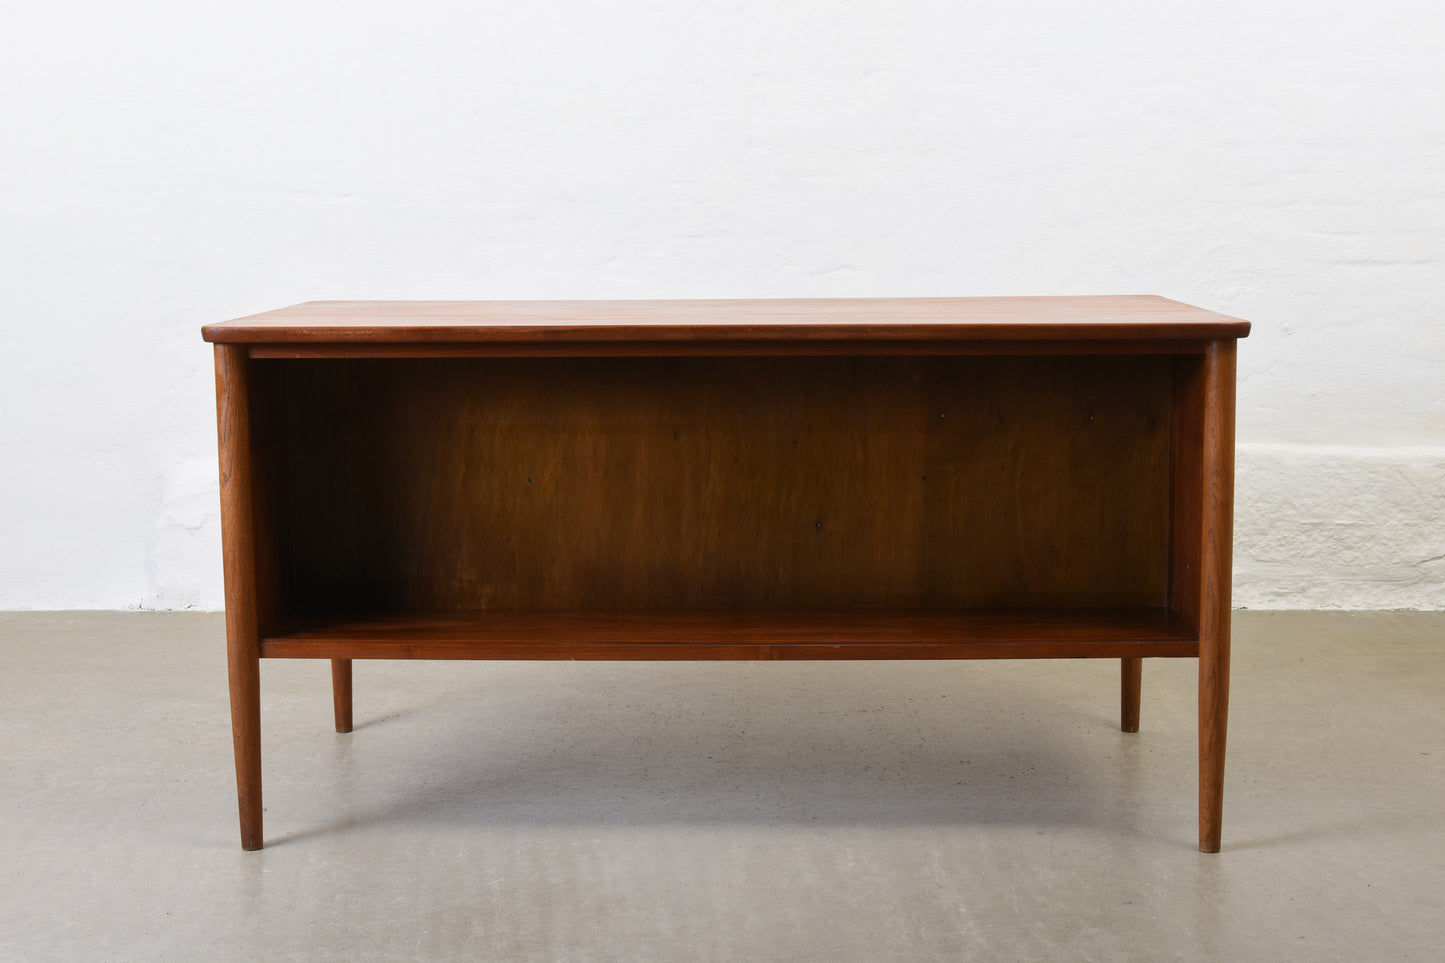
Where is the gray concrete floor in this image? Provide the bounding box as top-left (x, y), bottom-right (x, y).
top-left (1, 612), bottom-right (1442, 961)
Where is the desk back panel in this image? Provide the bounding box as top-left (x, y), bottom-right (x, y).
top-left (271, 355), bottom-right (1172, 614)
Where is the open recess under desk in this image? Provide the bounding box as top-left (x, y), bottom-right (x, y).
top-left (204, 296), bottom-right (1249, 852)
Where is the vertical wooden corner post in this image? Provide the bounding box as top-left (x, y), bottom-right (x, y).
top-left (1197, 340), bottom-right (1237, 853)
top-left (215, 344), bottom-right (264, 850)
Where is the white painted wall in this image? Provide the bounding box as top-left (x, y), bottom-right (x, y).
top-left (1, 1), bottom-right (1441, 609)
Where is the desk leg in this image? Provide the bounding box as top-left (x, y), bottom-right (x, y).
top-left (228, 642), bottom-right (263, 851)
top-left (1197, 340), bottom-right (1236, 853)
top-left (216, 344), bottom-right (264, 851)
top-left (332, 660), bottom-right (354, 733)
top-left (1121, 658), bottom-right (1142, 732)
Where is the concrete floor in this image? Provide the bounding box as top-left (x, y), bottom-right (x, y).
top-left (1, 612), bottom-right (1442, 961)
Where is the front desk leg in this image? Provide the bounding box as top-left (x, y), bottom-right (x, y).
top-left (216, 343), bottom-right (264, 850)
top-left (1197, 340), bottom-right (1236, 854)
top-left (228, 641), bottom-right (263, 850)
top-left (1198, 619), bottom-right (1230, 853)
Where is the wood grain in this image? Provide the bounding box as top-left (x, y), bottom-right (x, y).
top-left (207, 297), bottom-right (1248, 852)
top-left (202, 296), bottom-right (1251, 344)
top-left (1121, 657), bottom-right (1143, 732)
top-left (215, 344), bottom-right (263, 851)
top-left (1197, 340), bottom-right (1237, 853)
top-left (244, 338), bottom-right (1213, 360)
top-left (245, 360), bottom-right (291, 638)
top-left (280, 355), bottom-right (1173, 615)
top-left (331, 660), bottom-right (353, 733)
top-left (1169, 354), bottom-right (1205, 633)
top-left (259, 608), bottom-right (1198, 661)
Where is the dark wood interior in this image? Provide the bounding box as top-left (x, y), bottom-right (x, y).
top-left (256, 354), bottom-right (1175, 627)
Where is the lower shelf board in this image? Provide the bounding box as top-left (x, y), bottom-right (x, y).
top-left (259, 608), bottom-right (1199, 661)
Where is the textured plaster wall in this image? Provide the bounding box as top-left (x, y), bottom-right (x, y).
top-left (1, 1), bottom-right (1442, 610)
top-left (1235, 446), bottom-right (1445, 609)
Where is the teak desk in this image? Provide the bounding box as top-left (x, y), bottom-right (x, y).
top-left (204, 296), bottom-right (1248, 852)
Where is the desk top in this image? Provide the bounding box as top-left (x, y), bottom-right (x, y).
top-left (203, 296), bottom-right (1249, 344)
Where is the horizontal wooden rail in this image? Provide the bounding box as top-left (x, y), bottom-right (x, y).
top-left (259, 609), bottom-right (1199, 661)
top-left (245, 339), bottom-right (1211, 359)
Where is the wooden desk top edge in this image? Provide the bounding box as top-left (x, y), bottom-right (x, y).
top-left (202, 295), bottom-right (1251, 344)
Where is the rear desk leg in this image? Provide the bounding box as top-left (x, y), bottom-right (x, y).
top-left (216, 344), bottom-right (264, 851)
top-left (1197, 340), bottom-right (1237, 853)
top-left (332, 660), bottom-right (354, 733)
top-left (1121, 657), bottom-right (1142, 733)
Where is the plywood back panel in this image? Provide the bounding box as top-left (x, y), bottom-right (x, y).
top-left (278, 355), bottom-right (1171, 613)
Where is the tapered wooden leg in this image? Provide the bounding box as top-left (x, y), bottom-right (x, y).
top-left (1199, 622), bottom-right (1230, 853)
top-left (1121, 657), bottom-right (1142, 732)
top-left (1197, 340), bottom-right (1236, 853)
top-left (332, 659), bottom-right (354, 733)
top-left (217, 344), bottom-right (264, 850)
top-left (228, 645), bottom-right (263, 850)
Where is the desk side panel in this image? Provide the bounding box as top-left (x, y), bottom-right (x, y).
top-left (1170, 355), bottom-right (1205, 631)
top-left (247, 361), bottom-right (292, 637)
